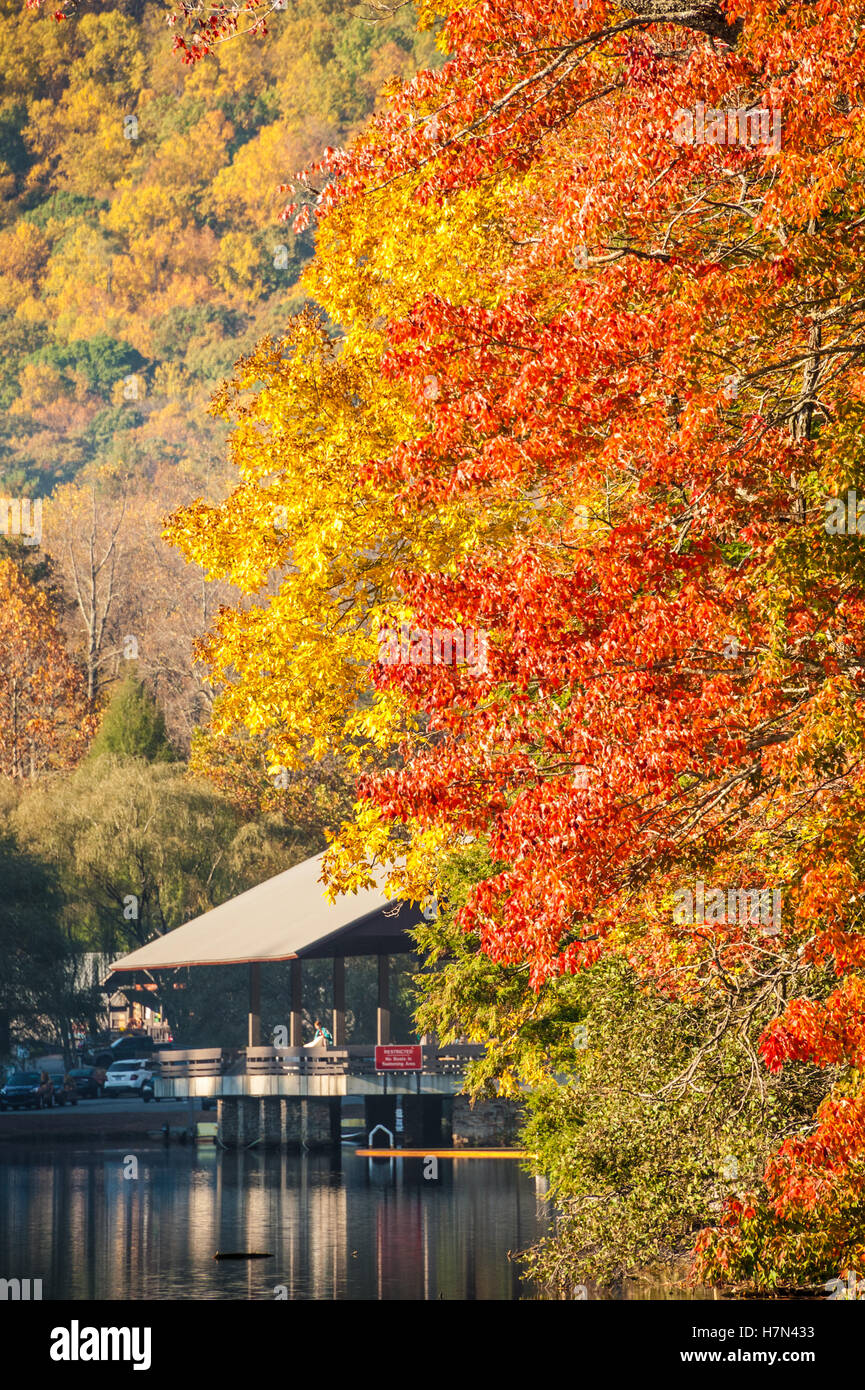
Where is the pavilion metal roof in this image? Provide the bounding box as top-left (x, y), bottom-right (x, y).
top-left (107, 854), bottom-right (420, 974)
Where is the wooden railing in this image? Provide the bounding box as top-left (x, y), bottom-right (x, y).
top-left (246, 1046), bottom-right (350, 1076)
top-left (153, 1048), bottom-right (224, 1078)
top-left (153, 1044), bottom-right (484, 1079)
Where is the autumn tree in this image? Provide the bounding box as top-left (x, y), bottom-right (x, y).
top-left (160, 0), bottom-right (865, 1292)
top-left (113, 478), bottom-right (238, 750)
top-left (41, 472), bottom-right (237, 748)
top-left (165, 308), bottom-right (498, 804)
top-left (0, 555), bottom-right (90, 778)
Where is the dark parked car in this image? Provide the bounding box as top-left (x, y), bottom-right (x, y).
top-left (67, 1066), bottom-right (105, 1099)
top-left (92, 1034), bottom-right (157, 1068)
top-left (0, 1072), bottom-right (52, 1110)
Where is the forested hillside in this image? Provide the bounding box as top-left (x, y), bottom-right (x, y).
top-left (0, 0), bottom-right (435, 743)
top-left (0, 0), bottom-right (435, 495)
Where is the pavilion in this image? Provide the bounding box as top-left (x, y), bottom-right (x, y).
top-left (107, 854), bottom-right (426, 1048)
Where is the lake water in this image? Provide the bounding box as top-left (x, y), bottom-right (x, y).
top-left (0, 1144), bottom-right (549, 1301)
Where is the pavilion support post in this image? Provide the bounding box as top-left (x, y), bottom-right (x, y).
top-left (377, 954), bottom-right (390, 1045)
top-left (248, 962), bottom-right (261, 1048)
top-left (333, 955), bottom-right (346, 1047)
top-left (290, 958), bottom-right (303, 1047)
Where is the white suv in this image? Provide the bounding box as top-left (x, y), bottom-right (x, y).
top-left (102, 1058), bottom-right (155, 1100)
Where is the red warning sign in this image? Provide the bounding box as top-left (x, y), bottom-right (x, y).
top-left (374, 1045), bottom-right (422, 1071)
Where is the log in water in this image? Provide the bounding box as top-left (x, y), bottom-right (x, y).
top-left (214, 1252), bottom-right (272, 1260)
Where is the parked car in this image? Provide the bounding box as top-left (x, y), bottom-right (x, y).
top-left (0, 1071), bottom-right (52, 1110)
top-left (92, 1034), bottom-right (157, 1069)
top-left (67, 1066), bottom-right (105, 1099)
top-left (102, 1058), bottom-right (155, 1100)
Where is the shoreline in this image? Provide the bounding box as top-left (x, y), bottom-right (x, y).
top-left (0, 1104), bottom-right (200, 1145)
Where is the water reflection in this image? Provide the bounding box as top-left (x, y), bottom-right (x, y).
top-left (0, 1146), bottom-right (547, 1301)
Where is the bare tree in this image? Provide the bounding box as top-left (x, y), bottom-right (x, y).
top-left (45, 478), bottom-right (134, 708)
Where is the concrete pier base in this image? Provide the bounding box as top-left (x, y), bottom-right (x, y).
top-left (218, 1096), bottom-right (262, 1147)
top-left (218, 1097), bottom-right (339, 1149)
top-left (217, 1093), bottom-right (521, 1149)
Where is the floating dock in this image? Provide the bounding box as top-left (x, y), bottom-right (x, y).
top-left (355, 1147), bottom-right (528, 1158)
